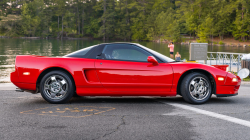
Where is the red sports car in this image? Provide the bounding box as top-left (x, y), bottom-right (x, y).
top-left (10, 43), bottom-right (241, 104)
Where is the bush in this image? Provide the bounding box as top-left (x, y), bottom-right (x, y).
top-left (219, 41), bottom-right (224, 45)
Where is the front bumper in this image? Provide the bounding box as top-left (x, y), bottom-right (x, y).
top-left (216, 93), bottom-right (238, 97)
top-left (215, 74), bottom-right (241, 97)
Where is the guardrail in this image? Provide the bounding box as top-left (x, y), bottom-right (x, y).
top-left (207, 52), bottom-right (247, 72)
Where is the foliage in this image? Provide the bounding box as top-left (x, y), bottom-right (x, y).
top-left (243, 77), bottom-right (250, 81)
top-left (0, 0), bottom-right (249, 42)
top-left (219, 41), bottom-right (224, 45)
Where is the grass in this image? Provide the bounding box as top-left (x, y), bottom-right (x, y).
top-left (243, 77), bottom-right (250, 81)
top-left (0, 81), bottom-right (11, 83)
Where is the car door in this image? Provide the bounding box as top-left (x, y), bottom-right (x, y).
top-left (94, 44), bottom-right (173, 95)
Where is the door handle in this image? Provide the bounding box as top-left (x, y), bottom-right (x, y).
top-left (100, 63), bottom-right (102, 65)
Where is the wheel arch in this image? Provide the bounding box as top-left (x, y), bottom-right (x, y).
top-left (36, 67), bottom-right (76, 92)
top-left (177, 69), bottom-right (216, 95)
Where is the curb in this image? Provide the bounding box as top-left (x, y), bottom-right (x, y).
top-left (241, 82), bottom-right (250, 85)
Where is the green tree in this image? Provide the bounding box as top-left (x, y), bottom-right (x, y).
top-left (232, 0), bottom-right (250, 41)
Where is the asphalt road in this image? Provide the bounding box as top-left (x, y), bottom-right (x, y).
top-left (0, 85), bottom-right (250, 140)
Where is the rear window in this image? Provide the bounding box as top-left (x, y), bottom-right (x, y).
top-left (64, 45), bottom-right (97, 58)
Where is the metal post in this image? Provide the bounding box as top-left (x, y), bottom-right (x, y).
top-left (210, 53), bottom-right (212, 65)
top-left (237, 54), bottom-right (240, 72)
top-left (216, 53), bottom-right (218, 65)
top-left (230, 54), bottom-right (232, 71)
top-left (223, 54), bottom-right (224, 64)
top-left (219, 53), bottom-right (220, 64)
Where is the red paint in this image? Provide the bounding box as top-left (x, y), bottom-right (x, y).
top-left (11, 55), bottom-right (241, 97)
top-left (212, 65), bottom-right (228, 71)
top-left (95, 59), bottom-right (173, 94)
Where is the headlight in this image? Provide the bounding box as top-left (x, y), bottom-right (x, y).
top-left (232, 78), bottom-right (238, 82)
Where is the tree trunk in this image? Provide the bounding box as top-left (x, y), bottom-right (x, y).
top-left (77, 4), bottom-right (80, 35)
top-left (48, 23), bottom-right (49, 37)
top-left (103, 0), bottom-right (106, 41)
top-left (61, 15), bottom-right (63, 40)
top-left (82, 9), bottom-right (84, 35)
top-left (126, 0), bottom-right (129, 25)
top-left (241, 6), bottom-right (244, 41)
top-left (143, 0), bottom-right (145, 15)
top-left (212, 34), bottom-right (213, 46)
top-left (76, 13), bottom-right (78, 34)
top-left (66, 22), bottom-right (68, 37)
top-left (199, 4), bottom-right (201, 19)
top-left (112, 0), bottom-right (115, 38)
top-left (119, 0), bottom-right (121, 11)
top-left (242, 7), bottom-right (244, 20)
top-left (58, 16), bottom-right (59, 30)
top-left (126, 0), bottom-right (129, 40)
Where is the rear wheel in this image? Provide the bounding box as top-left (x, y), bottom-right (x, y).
top-left (181, 72), bottom-right (212, 104)
top-left (40, 71), bottom-right (74, 104)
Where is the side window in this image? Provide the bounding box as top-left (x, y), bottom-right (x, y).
top-left (102, 44), bottom-right (151, 62)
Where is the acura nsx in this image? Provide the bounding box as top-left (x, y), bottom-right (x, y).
top-left (10, 43), bottom-right (241, 104)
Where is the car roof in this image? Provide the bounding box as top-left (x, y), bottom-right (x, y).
top-left (97, 42), bottom-right (140, 46)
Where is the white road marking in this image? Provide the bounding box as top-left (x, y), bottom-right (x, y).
top-left (163, 103), bottom-right (250, 128)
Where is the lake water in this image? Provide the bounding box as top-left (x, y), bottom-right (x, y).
top-left (1, 38), bottom-right (250, 82)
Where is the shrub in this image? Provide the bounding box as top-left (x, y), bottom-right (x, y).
top-left (219, 41), bottom-right (224, 45)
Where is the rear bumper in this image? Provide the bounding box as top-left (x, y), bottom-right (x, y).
top-left (12, 82), bottom-right (37, 91)
top-left (11, 70), bottom-right (36, 91)
top-left (10, 71), bottom-right (19, 83)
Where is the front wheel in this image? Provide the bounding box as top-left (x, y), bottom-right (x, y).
top-left (180, 72), bottom-right (212, 104)
top-left (40, 71), bottom-right (75, 104)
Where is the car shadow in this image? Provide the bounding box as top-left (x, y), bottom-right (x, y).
top-left (69, 96), bottom-right (162, 104)
top-left (23, 95), bottom-right (240, 105)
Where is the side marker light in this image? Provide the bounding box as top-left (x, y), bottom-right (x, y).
top-left (218, 77), bottom-right (224, 81)
top-left (23, 72), bottom-right (30, 75)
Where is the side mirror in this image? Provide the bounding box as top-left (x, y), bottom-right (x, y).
top-left (147, 56), bottom-right (158, 66)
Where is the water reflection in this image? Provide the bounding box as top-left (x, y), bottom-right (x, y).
top-left (0, 38), bottom-right (250, 82)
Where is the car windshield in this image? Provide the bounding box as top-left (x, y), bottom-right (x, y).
top-left (64, 45), bottom-right (97, 57)
top-left (135, 44), bottom-right (175, 62)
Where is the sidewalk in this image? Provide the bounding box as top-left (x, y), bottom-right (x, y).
top-left (0, 83), bottom-right (17, 90)
top-left (241, 81), bottom-right (250, 85)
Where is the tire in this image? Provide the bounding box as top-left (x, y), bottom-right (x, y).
top-left (180, 72), bottom-right (212, 104)
top-left (73, 92), bottom-right (81, 97)
top-left (40, 70), bottom-right (75, 104)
